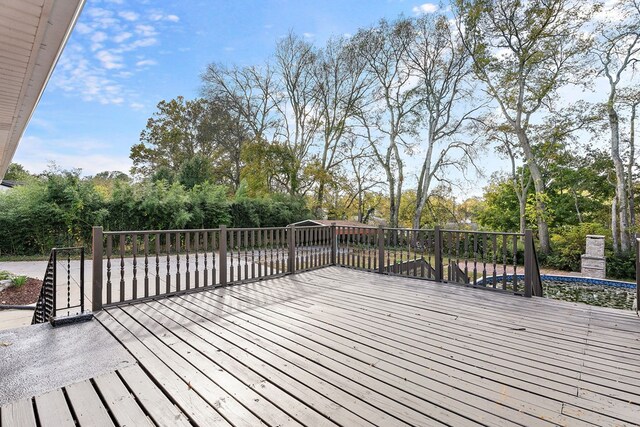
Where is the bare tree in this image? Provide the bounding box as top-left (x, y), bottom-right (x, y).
top-left (352, 19), bottom-right (422, 228)
top-left (405, 15), bottom-right (482, 229)
top-left (273, 33), bottom-right (322, 196)
top-left (456, 0), bottom-right (596, 253)
top-left (310, 36), bottom-right (373, 215)
top-left (201, 63), bottom-right (280, 142)
top-left (593, 0), bottom-right (640, 253)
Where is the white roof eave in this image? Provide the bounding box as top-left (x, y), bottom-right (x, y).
top-left (0, 0), bottom-right (85, 179)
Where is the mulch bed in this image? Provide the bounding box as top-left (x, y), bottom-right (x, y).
top-left (0, 278), bottom-right (42, 305)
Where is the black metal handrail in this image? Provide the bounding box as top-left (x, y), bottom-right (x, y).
top-left (32, 247), bottom-right (85, 324)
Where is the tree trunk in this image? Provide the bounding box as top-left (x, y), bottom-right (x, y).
top-left (609, 104), bottom-right (631, 253)
top-left (516, 131), bottom-right (550, 253)
top-left (628, 102), bottom-right (636, 230)
top-left (612, 197), bottom-right (619, 253)
top-left (518, 194), bottom-right (526, 235)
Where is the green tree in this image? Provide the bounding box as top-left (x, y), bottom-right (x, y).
top-left (456, 0), bottom-right (597, 253)
top-left (4, 163), bottom-right (31, 181)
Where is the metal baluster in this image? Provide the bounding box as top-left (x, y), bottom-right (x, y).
top-left (66, 251), bottom-right (71, 312)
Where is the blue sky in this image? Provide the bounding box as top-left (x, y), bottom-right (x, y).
top-left (15, 0), bottom-right (436, 176)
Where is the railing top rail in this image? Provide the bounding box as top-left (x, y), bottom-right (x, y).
top-left (102, 226), bottom-right (296, 235)
top-left (345, 226), bottom-right (523, 237)
top-left (441, 229), bottom-right (524, 237)
top-left (51, 246), bottom-right (85, 251)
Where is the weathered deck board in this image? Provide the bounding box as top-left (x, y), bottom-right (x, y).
top-left (34, 389), bottom-right (74, 427)
top-left (117, 364), bottom-right (191, 427)
top-left (92, 371), bottom-right (153, 427)
top-left (0, 398), bottom-right (36, 427)
top-left (65, 379), bottom-right (114, 427)
top-left (222, 275), bottom-right (639, 424)
top-left (95, 266), bottom-right (640, 426)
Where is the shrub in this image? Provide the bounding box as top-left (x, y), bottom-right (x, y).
top-left (545, 223), bottom-right (609, 272)
top-left (607, 252), bottom-right (636, 281)
top-left (10, 276), bottom-right (27, 288)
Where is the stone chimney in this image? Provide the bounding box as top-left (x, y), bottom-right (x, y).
top-left (580, 235), bottom-right (606, 279)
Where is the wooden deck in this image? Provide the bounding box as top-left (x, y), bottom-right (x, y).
top-left (3, 266), bottom-right (640, 426)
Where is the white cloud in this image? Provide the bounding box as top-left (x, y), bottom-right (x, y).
top-left (135, 24), bottom-right (157, 37)
top-left (95, 50), bottom-right (124, 69)
top-left (50, 4), bottom-right (179, 109)
top-left (113, 31), bottom-right (132, 43)
top-left (303, 32), bottom-right (314, 39)
top-left (135, 59), bottom-right (157, 67)
top-left (149, 12), bottom-right (180, 22)
top-left (118, 11), bottom-right (139, 21)
top-left (75, 23), bottom-right (92, 34)
top-left (412, 3), bottom-right (438, 14)
top-left (129, 102), bottom-right (145, 110)
top-left (14, 136), bottom-right (133, 176)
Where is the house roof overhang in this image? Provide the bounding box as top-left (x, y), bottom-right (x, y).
top-left (0, 0), bottom-right (85, 179)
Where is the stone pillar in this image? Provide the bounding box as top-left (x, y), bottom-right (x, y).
top-left (581, 235), bottom-right (606, 278)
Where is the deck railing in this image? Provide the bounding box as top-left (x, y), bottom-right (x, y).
top-left (92, 225), bottom-right (333, 309)
top-left (636, 238), bottom-right (640, 313)
top-left (32, 247), bottom-right (87, 324)
top-left (91, 224), bottom-right (542, 310)
top-left (335, 226), bottom-right (543, 297)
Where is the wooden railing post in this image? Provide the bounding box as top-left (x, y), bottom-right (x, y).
top-left (524, 229), bottom-right (534, 298)
top-left (378, 225), bottom-right (385, 274)
top-left (219, 226), bottom-right (227, 286)
top-left (635, 238), bottom-right (639, 313)
top-left (92, 226), bottom-right (103, 312)
top-left (288, 225), bottom-right (296, 274)
top-left (434, 226), bottom-right (443, 282)
top-left (330, 223), bottom-right (337, 265)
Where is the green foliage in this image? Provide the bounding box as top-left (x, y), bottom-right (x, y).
top-left (606, 253), bottom-right (636, 281)
top-left (544, 223), bottom-right (609, 271)
top-left (476, 179), bottom-right (522, 232)
top-left (186, 182), bottom-right (230, 228)
top-left (0, 271), bottom-right (12, 281)
top-left (229, 195), bottom-right (310, 228)
top-left (11, 276), bottom-right (27, 288)
top-left (0, 168), bottom-right (310, 256)
top-left (4, 163), bottom-right (31, 181)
